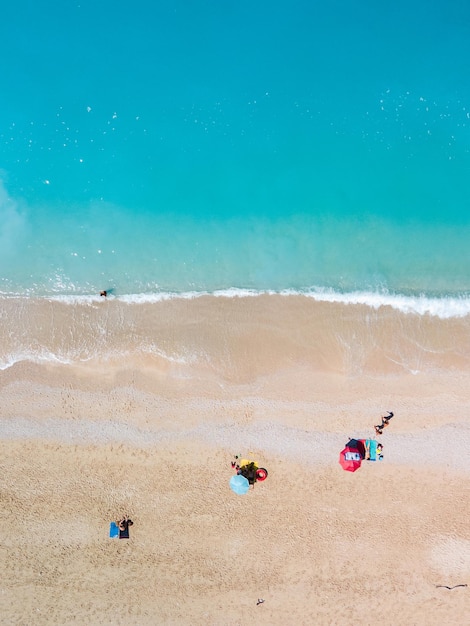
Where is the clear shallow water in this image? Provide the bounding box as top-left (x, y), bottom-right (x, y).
top-left (1, 1), bottom-right (470, 310)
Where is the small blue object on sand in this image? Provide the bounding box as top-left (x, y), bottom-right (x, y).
top-left (109, 522), bottom-right (119, 538)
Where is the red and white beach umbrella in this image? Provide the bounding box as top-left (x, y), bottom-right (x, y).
top-left (339, 446), bottom-right (362, 472)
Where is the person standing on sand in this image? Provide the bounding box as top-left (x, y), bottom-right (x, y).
top-left (374, 411), bottom-right (394, 435)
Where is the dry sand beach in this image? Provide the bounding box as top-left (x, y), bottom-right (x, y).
top-left (1, 296), bottom-right (469, 625)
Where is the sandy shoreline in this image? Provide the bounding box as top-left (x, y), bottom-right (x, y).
top-left (1, 356), bottom-right (469, 625)
top-left (2, 296), bottom-right (470, 376)
top-left (1, 296), bottom-right (470, 624)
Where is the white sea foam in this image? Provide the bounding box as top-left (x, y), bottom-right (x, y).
top-left (0, 350), bottom-right (75, 371)
top-left (299, 288), bottom-right (470, 319)
top-left (39, 287), bottom-right (470, 319)
top-left (0, 343), bottom-right (194, 371)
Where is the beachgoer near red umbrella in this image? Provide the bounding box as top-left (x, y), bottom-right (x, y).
top-left (374, 411), bottom-right (394, 435)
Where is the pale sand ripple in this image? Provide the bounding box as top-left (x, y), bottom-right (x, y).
top-left (1, 414), bottom-right (469, 473)
top-left (431, 537), bottom-right (470, 577)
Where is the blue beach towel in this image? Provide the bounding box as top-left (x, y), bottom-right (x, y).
top-left (367, 439), bottom-right (378, 461)
top-left (109, 522), bottom-right (119, 538)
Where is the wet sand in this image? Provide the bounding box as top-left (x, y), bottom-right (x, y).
top-left (1, 297), bottom-right (469, 624)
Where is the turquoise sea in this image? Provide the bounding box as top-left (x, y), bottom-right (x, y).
top-left (1, 0), bottom-right (470, 315)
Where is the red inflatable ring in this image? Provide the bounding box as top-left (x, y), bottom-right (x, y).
top-left (256, 468), bottom-right (268, 481)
